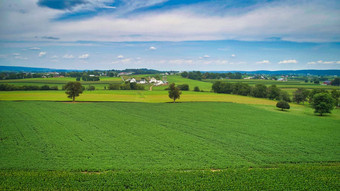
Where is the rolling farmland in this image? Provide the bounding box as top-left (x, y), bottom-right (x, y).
top-left (0, 101), bottom-right (339, 189)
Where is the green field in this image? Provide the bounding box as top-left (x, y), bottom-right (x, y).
top-left (0, 101), bottom-right (339, 189)
top-left (0, 75), bottom-right (339, 190)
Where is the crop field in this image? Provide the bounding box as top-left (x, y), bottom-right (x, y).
top-left (0, 75), bottom-right (339, 190)
top-left (0, 90), bottom-right (288, 106)
top-left (0, 101), bottom-right (339, 189)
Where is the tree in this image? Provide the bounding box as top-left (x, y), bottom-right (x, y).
top-left (331, 78), bottom-right (340, 86)
top-left (177, 84), bottom-right (189, 91)
top-left (331, 89), bottom-right (340, 107)
top-left (251, 84), bottom-right (267, 98)
top-left (64, 82), bottom-right (83, 102)
top-left (194, 86), bottom-right (200, 92)
top-left (293, 88), bottom-right (309, 104)
top-left (267, 85), bottom-right (281, 100)
top-left (168, 83), bottom-right (181, 103)
top-left (312, 93), bottom-right (335, 116)
top-left (276, 101), bottom-right (290, 111)
top-left (309, 89), bottom-right (327, 103)
top-left (279, 90), bottom-right (291, 102)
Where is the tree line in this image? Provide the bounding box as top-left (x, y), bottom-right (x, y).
top-left (181, 71), bottom-right (242, 80)
top-left (212, 81), bottom-right (291, 102)
top-left (0, 84), bottom-right (58, 91)
top-left (108, 82), bottom-right (145, 90)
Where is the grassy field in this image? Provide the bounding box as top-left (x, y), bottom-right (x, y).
top-left (0, 101), bottom-right (339, 189)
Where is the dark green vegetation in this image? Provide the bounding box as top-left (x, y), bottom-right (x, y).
top-left (168, 83), bottom-right (181, 102)
top-left (276, 100), bottom-right (290, 111)
top-left (312, 93), bottom-right (335, 116)
top-left (0, 83), bottom-right (59, 91)
top-left (64, 81), bottom-right (83, 102)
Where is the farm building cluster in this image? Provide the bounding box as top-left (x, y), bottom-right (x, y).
top-left (123, 77), bottom-right (168, 86)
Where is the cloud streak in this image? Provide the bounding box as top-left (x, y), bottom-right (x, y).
top-left (278, 60), bottom-right (298, 64)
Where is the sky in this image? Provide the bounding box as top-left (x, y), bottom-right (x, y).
top-left (0, 0), bottom-right (339, 71)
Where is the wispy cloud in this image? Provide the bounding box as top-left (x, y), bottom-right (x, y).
top-left (308, 60), bottom-right (340, 65)
top-left (278, 60), bottom-right (298, 64)
top-left (149, 46), bottom-right (157, 50)
top-left (78, 54), bottom-right (89, 59)
top-left (117, 55), bottom-right (124, 59)
top-left (63, 54), bottom-right (74, 59)
top-left (29, 47), bottom-right (40, 50)
top-left (256, 60), bottom-right (270, 64)
top-left (39, 51), bottom-right (46, 57)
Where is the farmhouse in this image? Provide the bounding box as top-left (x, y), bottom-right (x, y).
top-left (149, 77), bottom-right (157, 83)
top-left (137, 79), bottom-right (147, 84)
top-left (323, 81), bottom-right (331, 85)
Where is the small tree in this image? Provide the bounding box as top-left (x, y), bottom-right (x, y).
top-left (168, 83), bottom-right (181, 103)
top-left (276, 100), bottom-right (290, 111)
top-left (312, 93), bottom-right (335, 116)
top-left (64, 81), bottom-right (83, 102)
top-left (194, 86), bottom-right (200, 92)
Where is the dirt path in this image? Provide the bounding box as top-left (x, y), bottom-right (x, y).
top-left (149, 85), bottom-right (153, 91)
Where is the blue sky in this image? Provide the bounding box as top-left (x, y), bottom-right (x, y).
top-left (0, 0), bottom-right (339, 71)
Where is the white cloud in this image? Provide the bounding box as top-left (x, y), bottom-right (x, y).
top-left (78, 53), bottom-right (89, 59)
top-left (12, 53), bottom-right (20, 56)
top-left (231, 54), bottom-right (236, 58)
top-left (256, 60), bottom-right (270, 64)
top-left (39, 51), bottom-right (46, 57)
top-left (149, 46), bottom-right (157, 50)
top-left (51, 55), bottom-right (58, 58)
top-left (63, 54), bottom-right (74, 59)
top-left (309, 60), bottom-right (340, 65)
top-left (307, 61), bottom-right (316, 65)
top-left (29, 47), bottom-right (40, 50)
top-left (278, 59), bottom-right (298, 64)
top-left (203, 55), bottom-right (210, 58)
top-left (14, 56), bottom-right (28, 60)
top-left (117, 55), bottom-right (124, 59)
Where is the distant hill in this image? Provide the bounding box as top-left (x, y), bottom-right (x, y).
top-left (0, 66), bottom-right (339, 76)
top-left (206, 70), bottom-right (340, 76)
top-left (0, 66), bottom-right (81, 72)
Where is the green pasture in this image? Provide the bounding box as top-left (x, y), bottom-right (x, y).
top-left (0, 101), bottom-right (339, 189)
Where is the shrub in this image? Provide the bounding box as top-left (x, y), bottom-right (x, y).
top-left (109, 84), bottom-right (120, 90)
top-left (194, 86), bottom-right (200, 92)
top-left (177, 84), bottom-right (189, 91)
top-left (276, 101), bottom-right (290, 111)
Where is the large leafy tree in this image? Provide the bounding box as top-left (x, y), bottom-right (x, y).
top-left (168, 83), bottom-right (182, 103)
top-left (312, 93), bottom-right (335, 116)
top-left (64, 81), bottom-right (83, 102)
top-left (267, 85), bottom-right (281, 100)
top-left (293, 88), bottom-right (309, 104)
top-left (251, 84), bottom-right (267, 98)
